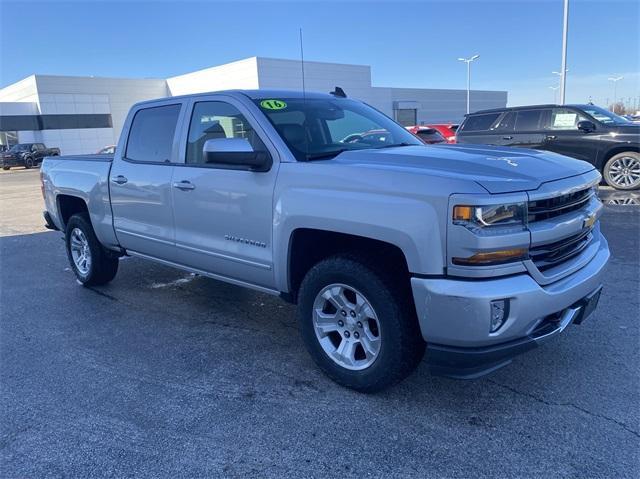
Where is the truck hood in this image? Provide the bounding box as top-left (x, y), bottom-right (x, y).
top-left (330, 144), bottom-right (595, 193)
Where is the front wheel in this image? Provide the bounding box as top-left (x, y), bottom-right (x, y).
top-left (65, 213), bottom-right (119, 286)
top-left (24, 157), bottom-right (34, 169)
top-left (603, 152), bottom-right (640, 190)
top-left (2, 166), bottom-right (9, 171)
top-left (297, 255), bottom-right (425, 393)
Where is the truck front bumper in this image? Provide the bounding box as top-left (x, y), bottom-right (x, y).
top-left (411, 234), bottom-right (609, 378)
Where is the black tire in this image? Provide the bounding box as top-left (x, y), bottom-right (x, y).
top-left (2, 166), bottom-right (9, 171)
top-left (603, 152), bottom-right (640, 190)
top-left (24, 156), bottom-right (34, 169)
top-left (297, 255), bottom-right (425, 393)
top-left (65, 213), bottom-right (119, 286)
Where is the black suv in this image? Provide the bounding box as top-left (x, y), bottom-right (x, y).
top-left (0, 143), bottom-right (60, 170)
top-left (456, 104), bottom-right (640, 190)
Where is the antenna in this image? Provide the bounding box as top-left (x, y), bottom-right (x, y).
top-left (299, 27), bottom-right (310, 160)
top-left (299, 27), bottom-right (306, 99)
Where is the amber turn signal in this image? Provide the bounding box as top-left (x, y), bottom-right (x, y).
top-left (453, 205), bottom-right (473, 221)
top-left (452, 248), bottom-right (528, 266)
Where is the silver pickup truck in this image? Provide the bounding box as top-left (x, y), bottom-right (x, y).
top-left (41, 89), bottom-right (610, 392)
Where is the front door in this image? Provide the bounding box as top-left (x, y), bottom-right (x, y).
top-left (539, 107), bottom-right (598, 162)
top-left (171, 96), bottom-right (279, 289)
top-left (110, 102), bottom-right (183, 258)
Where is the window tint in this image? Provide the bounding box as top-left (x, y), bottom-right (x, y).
top-left (515, 110), bottom-right (543, 130)
top-left (126, 104), bottom-right (180, 163)
top-left (186, 101), bottom-right (265, 165)
top-left (546, 108), bottom-right (585, 130)
top-left (416, 129), bottom-right (446, 143)
top-left (494, 112), bottom-right (516, 131)
top-left (461, 113), bottom-right (501, 131)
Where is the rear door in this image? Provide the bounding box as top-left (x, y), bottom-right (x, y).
top-left (170, 95), bottom-right (280, 289)
top-left (539, 107), bottom-right (598, 163)
top-left (508, 109), bottom-right (547, 149)
top-left (456, 112), bottom-right (503, 145)
top-left (109, 101), bottom-right (185, 258)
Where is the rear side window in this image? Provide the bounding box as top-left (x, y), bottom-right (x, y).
top-left (494, 112), bottom-right (516, 131)
top-left (416, 129), bottom-right (445, 143)
top-left (461, 113), bottom-right (501, 132)
top-left (125, 104), bottom-right (181, 163)
top-left (515, 110), bottom-right (543, 130)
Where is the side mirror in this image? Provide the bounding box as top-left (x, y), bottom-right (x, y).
top-left (203, 138), bottom-right (272, 172)
top-left (577, 120), bottom-right (596, 133)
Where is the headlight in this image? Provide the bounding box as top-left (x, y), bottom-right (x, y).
top-left (453, 202), bottom-right (527, 228)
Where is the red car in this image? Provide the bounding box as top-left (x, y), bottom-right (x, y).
top-left (406, 124), bottom-right (458, 144)
top-left (427, 124), bottom-right (458, 143)
top-left (404, 126), bottom-right (446, 144)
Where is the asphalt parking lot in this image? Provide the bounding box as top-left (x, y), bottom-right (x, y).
top-left (1, 168), bottom-right (639, 478)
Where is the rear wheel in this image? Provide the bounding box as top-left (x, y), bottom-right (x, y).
top-left (24, 157), bottom-right (34, 169)
top-left (297, 255), bottom-right (425, 393)
top-left (65, 213), bottom-right (119, 286)
top-left (2, 166), bottom-right (9, 171)
top-left (603, 152), bottom-right (640, 190)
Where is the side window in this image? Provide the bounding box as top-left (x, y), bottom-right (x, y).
top-left (186, 101), bottom-right (266, 165)
top-left (461, 113), bottom-right (501, 132)
top-left (515, 110), bottom-right (543, 131)
top-left (125, 104), bottom-right (181, 163)
top-left (546, 108), bottom-right (585, 130)
top-left (493, 112), bottom-right (516, 131)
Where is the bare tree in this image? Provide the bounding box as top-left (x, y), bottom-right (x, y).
top-left (609, 102), bottom-right (627, 115)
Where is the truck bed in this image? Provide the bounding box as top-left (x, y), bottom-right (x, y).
top-left (41, 154), bottom-right (117, 248)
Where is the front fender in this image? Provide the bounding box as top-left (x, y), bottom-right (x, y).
top-left (272, 187), bottom-right (445, 292)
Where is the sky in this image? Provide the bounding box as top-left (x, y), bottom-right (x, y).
top-left (1, 0), bottom-right (639, 108)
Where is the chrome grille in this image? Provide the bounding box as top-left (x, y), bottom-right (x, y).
top-left (528, 187), bottom-right (593, 222)
top-left (530, 228), bottom-right (593, 270)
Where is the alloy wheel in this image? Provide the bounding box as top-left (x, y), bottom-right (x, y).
top-left (312, 283), bottom-right (382, 370)
top-left (70, 228), bottom-right (92, 275)
top-left (608, 156), bottom-right (640, 189)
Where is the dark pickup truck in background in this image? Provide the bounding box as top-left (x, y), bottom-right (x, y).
top-left (456, 104), bottom-right (640, 190)
top-left (0, 143), bottom-right (60, 170)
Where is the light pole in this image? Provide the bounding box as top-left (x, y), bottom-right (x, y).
top-left (608, 76), bottom-right (623, 112)
top-left (458, 54), bottom-right (480, 114)
top-left (559, 0), bottom-right (569, 104)
top-left (552, 69), bottom-right (569, 102)
top-left (549, 86), bottom-right (559, 104)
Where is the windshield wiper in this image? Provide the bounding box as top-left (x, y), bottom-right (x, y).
top-left (374, 142), bottom-right (416, 149)
top-left (305, 149), bottom-right (348, 161)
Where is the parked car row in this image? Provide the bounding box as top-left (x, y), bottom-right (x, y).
top-left (0, 143), bottom-right (60, 170)
top-left (456, 104), bottom-right (640, 190)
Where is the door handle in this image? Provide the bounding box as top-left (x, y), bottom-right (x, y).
top-left (546, 135), bottom-right (557, 140)
top-left (111, 175), bottom-right (128, 185)
top-left (502, 136), bottom-right (513, 140)
top-left (172, 180), bottom-right (196, 190)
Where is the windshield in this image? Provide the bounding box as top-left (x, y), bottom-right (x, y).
top-left (9, 144), bottom-right (29, 152)
top-left (254, 97), bottom-right (422, 161)
top-left (580, 105), bottom-right (630, 125)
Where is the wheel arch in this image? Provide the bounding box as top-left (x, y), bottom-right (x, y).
top-left (284, 228), bottom-right (412, 303)
top-left (56, 194), bottom-right (89, 229)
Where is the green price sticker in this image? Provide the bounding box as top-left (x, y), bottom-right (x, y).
top-left (260, 99), bottom-right (287, 110)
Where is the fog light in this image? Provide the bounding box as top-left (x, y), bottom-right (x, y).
top-left (490, 300), bottom-right (508, 333)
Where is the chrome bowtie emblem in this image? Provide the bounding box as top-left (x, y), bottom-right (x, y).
top-left (487, 157), bottom-right (519, 166)
top-left (583, 212), bottom-right (597, 229)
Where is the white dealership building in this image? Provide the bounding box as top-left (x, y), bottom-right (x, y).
top-left (0, 57), bottom-right (508, 154)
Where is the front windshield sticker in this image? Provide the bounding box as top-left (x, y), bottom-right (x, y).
top-left (260, 99), bottom-right (287, 110)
